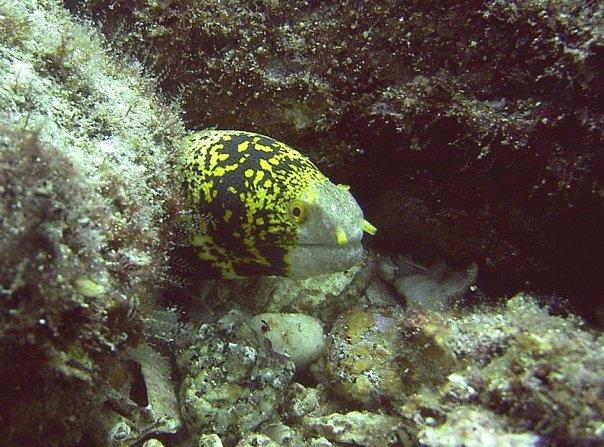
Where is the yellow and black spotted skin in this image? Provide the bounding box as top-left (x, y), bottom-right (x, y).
top-left (180, 129), bottom-right (376, 279)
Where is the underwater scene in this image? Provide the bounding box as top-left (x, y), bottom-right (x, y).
top-left (0, 1), bottom-right (602, 446)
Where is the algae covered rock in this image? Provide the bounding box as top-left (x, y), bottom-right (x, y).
top-left (198, 434), bottom-right (224, 447)
top-left (208, 250), bottom-right (385, 324)
top-left (477, 296), bottom-right (604, 442)
top-left (418, 406), bottom-right (540, 447)
top-left (234, 434), bottom-right (280, 447)
top-left (247, 312), bottom-right (326, 369)
top-left (0, 0), bottom-right (182, 444)
top-left (313, 294), bottom-right (603, 445)
top-left (281, 382), bottom-right (325, 421)
top-left (215, 259), bottom-right (369, 316)
top-left (321, 306), bottom-right (455, 408)
top-left (98, 343), bottom-right (183, 445)
top-left (177, 310), bottom-right (295, 444)
top-left (398, 295), bottom-right (604, 445)
top-left (302, 411), bottom-right (406, 446)
top-left (142, 440), bottom-right (166, 447)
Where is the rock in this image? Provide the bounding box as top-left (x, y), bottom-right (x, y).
top-left (208, 251), bottom-right (377, 320)
top-left (234, 434), bottom-right (280, 447)
top-left (216, 263), bottom-right (366, 315)
top-left (0, 0), bottom-right (182, 445)
top-left (282, 383), bottom-right (323, 420)
top-left (262, 422), bottom-right (300, 445)
top-left (306, 438), bottom-right (334, 447)
top-left (418, 407), bottom-right (540, 447)
top-left (477, 295), bottom-right (604, 442)
top-left (377, 256), bottom-right (397, 283)
top-left (247, 313), bottom-right (325, 369)
top-left (397, 294), bottom-right (604, 444)
top-left (393, 259), bottom-right (478, 310)
top-left (362, 279), bottom-right (399, 308)
top-left (95, 343), bottom-right (182, 445)
top-left (198, 434), bottom-right (223, 447)
top-left (321, 306), bottom-right (455, 407)
top-left (131, 344), bottom-right (182, 436)
top-left (302, 411), bottom-right (404, 446)
top-left (142, 440), bottom-right (165, 447)
top-left (177, 310), bottom-right (295, 444)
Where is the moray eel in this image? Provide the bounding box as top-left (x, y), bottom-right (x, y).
top-left (180, 129), bottom-right (377, 278)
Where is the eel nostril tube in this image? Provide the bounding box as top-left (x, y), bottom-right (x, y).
top-left (336, 227), bottom-right (348, 246)
top-left (361, 219), bottom-right (377, 235)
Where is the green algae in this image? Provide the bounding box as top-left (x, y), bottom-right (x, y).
top-left (0, 0), bottom-right (183, 444)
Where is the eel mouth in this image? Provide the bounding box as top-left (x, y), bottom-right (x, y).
top-left (285, 242), bottom-right (363, 278)
top-left (256, 240), bottom-right (363, 250)
top-left (289, 241), bottom-right (363, 255)
top-left (295, 241), bottom-right (362, 248)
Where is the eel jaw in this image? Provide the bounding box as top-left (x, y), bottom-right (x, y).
top-left (285, 241), bottom-right (363, 278)
top-left (286, 219), bottom-right (376, 278)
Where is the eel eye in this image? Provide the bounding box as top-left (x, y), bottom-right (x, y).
top-left (289, 200), bottom-right (307, 223)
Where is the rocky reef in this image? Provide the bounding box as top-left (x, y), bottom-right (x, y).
top-left (0, 0), bottom-right (183, 444)
top-left (199, 254), bottom-right (603, 446)
top-left (1, 1), bottom-right (602, 446)
top-left (64, 0), bottom-right (603, 315)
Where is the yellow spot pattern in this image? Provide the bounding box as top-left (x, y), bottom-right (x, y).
top-left (181, 129), bottom-right (328, 277)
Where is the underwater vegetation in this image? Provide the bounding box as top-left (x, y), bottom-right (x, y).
top-left (0, 0), bottom-right (602, 446)
top-left (0, 0), bottom-right (183, 444)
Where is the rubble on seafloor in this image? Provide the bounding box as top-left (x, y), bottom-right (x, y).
top-left (173, 252), bottom-right (602, 446)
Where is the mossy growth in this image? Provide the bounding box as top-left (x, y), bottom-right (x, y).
top-left (0, 0), bottom-right (184, 445)
top-left (0, 126), bottom-right (107, 445)
top-left (0, 5), bottom-right (30, 46)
